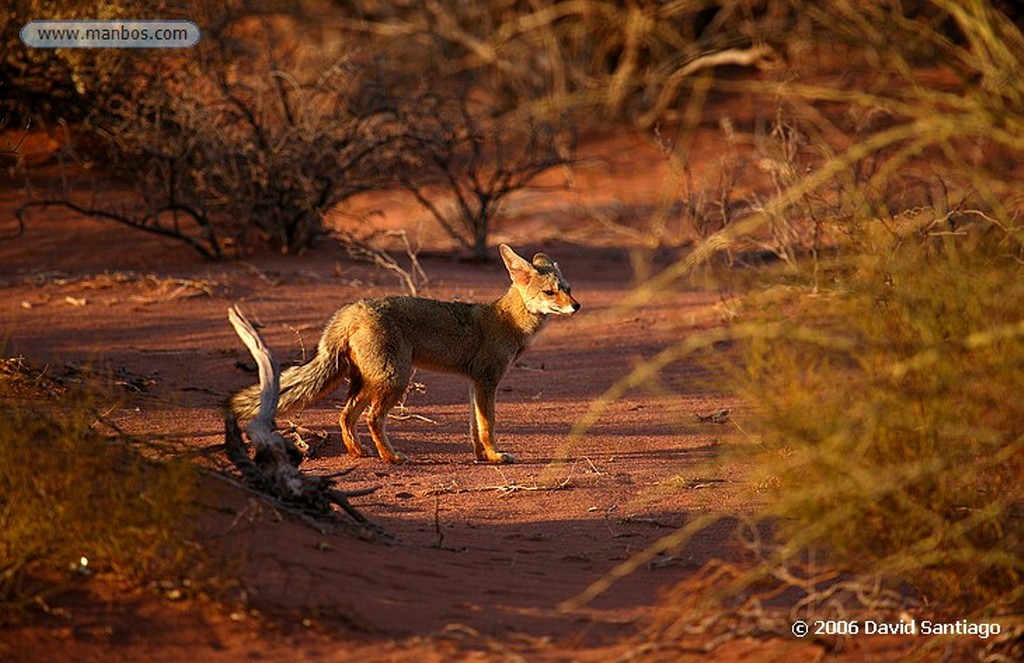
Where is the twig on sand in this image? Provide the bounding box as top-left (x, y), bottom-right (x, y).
top-left (422, 462), bottom-right (584, 497)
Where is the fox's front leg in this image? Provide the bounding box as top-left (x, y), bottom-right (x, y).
top-left (470, 382), bottom-right (515, 463)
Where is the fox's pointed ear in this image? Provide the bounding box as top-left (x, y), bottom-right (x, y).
top-left (500, 244), bottom-right (533, 284)
top-left (531, 253), bottom-right (556, 269)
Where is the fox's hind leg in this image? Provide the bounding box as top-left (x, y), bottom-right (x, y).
top-left (339, 370), bottom-right (371, 457)
top-left (353, 340), bottom-right (412, 464)
top-left (365, 381), bottom-right (409, 464)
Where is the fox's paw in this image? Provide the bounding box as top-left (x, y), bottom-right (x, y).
top-left (475, 449), bottom-right (516, 463)
top-left (382, 451), bottom-right (409, 465)
top-left (345, 443), bottom-right (373, 458)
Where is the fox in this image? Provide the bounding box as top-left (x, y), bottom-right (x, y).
top-left (230, 244), bottom-right (580, 464)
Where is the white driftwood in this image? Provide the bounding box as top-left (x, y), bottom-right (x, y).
top-left (225, 305), bottom-right (378, 528)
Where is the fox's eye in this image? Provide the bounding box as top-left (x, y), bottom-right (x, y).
top-left (543, 289), bottom-right (557, 296)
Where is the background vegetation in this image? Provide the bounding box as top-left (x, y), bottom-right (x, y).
top-left (2, 0), bottom-right (793, 258)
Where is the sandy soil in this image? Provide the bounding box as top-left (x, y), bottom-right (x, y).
top-left (0, 130), bottom-right (971, 662)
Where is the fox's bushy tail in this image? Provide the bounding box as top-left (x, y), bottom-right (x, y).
top-left (230, 331), bottom-right (347, 420)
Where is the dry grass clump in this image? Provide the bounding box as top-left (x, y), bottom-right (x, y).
top-left (0, 385), bottom-right (200, 622)
top-left (718, 0), bottom-right (1024, 617)
top-left (739, 223), bottom-right (1023, 608)
top-left (566, 0), bottom-right (1024, 655)
top-left (328, 0), bottom-right (784, 124)
top-left (622, 212), bottom-right (1024, 659)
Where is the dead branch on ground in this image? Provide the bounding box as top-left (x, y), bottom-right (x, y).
top-left (224, 305), bottom-right (381, 532)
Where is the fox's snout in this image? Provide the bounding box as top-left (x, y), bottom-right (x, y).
top-left (549, 292), bottom-right (580, 315)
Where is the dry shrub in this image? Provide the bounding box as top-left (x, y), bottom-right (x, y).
top-left (567, 0), bottom-right (1024, 654)
top-left (12, 3), bottom-right (580, 259)
top-left (329, 0), bottom-right (785, 124)
top-left (8, 1), bottom-right (786, 257)
top-left (41, 21), bottom-right (411, 256)
top-left (11, 4), bottom-right (426, 257)
top-left (738, 224), bottom-right (1024, 610)
top-left (0, 387), bottom-right (200, 622)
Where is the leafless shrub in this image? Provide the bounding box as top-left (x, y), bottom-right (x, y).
top-left (397, 92), bottom-right (576, 261)
top-left (652, 121), bottom-right (749, 251)
top-left (191, 48), bottom-right (411, 254)
top-left (15, 19), bottom-right (413, 258)
top-left (16, 194), bottom-right (224, 260)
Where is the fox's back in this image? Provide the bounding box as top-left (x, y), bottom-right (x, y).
top-left (338, 296), bottom-right (487, 374)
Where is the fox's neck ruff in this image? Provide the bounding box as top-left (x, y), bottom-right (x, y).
top-left (493, 286), bottom-right (547, 340)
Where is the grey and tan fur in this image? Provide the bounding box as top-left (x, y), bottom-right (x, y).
top-left (230, 244), bottom-right (580, 464)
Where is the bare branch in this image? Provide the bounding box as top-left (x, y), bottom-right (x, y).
top-left (338, 229), bottom-right (429, 296)
top-left (15, 199), bottom-right (222, 260)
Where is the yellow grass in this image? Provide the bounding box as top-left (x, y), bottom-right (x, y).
top-left (567, 0), bottom-right (1024, 653)
top-left (0, 385), bottom-right (200, 622)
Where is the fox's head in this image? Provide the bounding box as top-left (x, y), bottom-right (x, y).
top-left (500, 244), bottom-right (581, 316)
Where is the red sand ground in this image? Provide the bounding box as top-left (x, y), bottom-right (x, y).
top-left (0, 130), bottom-right (979, 662)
